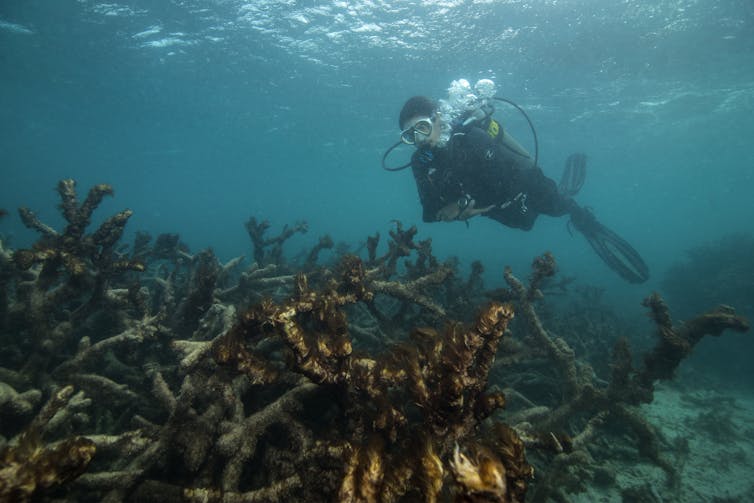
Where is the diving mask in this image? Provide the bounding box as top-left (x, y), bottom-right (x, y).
top-left (400, 117), bottom-right (433, 145)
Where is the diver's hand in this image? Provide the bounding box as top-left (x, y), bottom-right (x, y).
top-left (436, 200), bottom-right (463, 221)
top-left (436, 196), bottom-right (494, 222)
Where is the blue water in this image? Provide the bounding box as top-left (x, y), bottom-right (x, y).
top-left (1, 0), bottom-right (753, 309)
top-left (3, 5), bottom-right (754, 500)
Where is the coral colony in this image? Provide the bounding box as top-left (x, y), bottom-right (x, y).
top-left (0, 180), bottom-right (749, 502)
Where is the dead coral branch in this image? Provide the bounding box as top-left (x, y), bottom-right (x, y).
top-left (14, 180), bottom-right (143, 279)
top-left (0, 386), bottom-right (96, 502)
top-left (245, 217), bottom-right (308, 266)
top-left (633, 293), bottom-right (750, 403)
top-left (214, 254), bottom-right (531, 501)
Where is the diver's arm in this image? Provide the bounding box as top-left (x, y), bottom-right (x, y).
top-left (411, 156), bottom-right (443, 222)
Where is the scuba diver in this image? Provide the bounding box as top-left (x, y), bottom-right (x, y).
top-left (382, 79), bottom-right (649, 284)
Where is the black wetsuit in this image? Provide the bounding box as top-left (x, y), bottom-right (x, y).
top-left (406, 121), bottom-right (650, 283)
top-left (410, 124), bottom-right (577, 230)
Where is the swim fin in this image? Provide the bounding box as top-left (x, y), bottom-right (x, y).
top-left (559, 153), bottom-right (587, 197)
top-left (570, 206), bottom-right (650, 284)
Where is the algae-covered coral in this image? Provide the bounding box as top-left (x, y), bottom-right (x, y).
top-left (0, 180), bottom-right (750, 502)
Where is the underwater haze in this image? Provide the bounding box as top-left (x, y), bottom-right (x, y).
top-left (2, 0), bottom-right (754, 294)
top-left (3, 1), bottom-right (754, 501)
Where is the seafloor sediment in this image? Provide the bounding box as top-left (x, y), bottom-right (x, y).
top-left (0, 180), bottom-right (750, 502)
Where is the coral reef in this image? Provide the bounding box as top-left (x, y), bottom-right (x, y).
top-left (212, 255), bottom-right (529, 501)
top-left (3, 180), bottom-right (145, 384)
top-left (486, 255), bottom-right (749, 502)
top-left (0, 180), bottom-right (750, 502)
top-left (245, 217), bottom-right (308, 267)
top-left (1, 385), bottom-right (95, 502)
top-left (661, 233), bottom-right (754, 385)
top-left (636, 294), bottom-right (748, 398)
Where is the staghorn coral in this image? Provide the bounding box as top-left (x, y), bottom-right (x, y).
top-left (487, 256), bottom-right (750, 502)
top-left (501, 254), bottom-right (585, 400)
top-left (52, 313), bottom-right (164, 378)
top-left (3, 180), bottom-right (752, 502)
top-left (212, 253), bottom-right (532, 502)
top-left (365, 221), bottom-right (429, 277)
top-left (660, 234), bottom-right (754, 385)
top-left (169, 249), bottom-right (219, 336)
top-left (610, 293), bottom-right (750, 404)
top-left (621, 294), bottom-right (749, 404)
top-left (245, 217), bottom-right (308, 267)
top-left (4, 180), bottom-right (145, 374)
top-left (4, 185), bottom-right (495, 501)
top-left (304, 234), bottom-right (335, 269)
top-left (357, 222), bottom-right (464, 332)
top-left (0, 386), bottom-right (96, 502)
top-left (28, 244), bottom-right (362, 501)
top-left (13, 180), bottom-right (143, 281)
top-left (369, 264), bottom-right (452, 318)
top-left (0, 382), bottom-right (42, 429)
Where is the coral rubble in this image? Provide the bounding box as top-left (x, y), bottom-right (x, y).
top-left (1, 180), bottom-right (750, 502)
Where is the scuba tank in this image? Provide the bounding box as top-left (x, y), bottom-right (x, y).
top-left (452, 95), bottom-right (539, 167)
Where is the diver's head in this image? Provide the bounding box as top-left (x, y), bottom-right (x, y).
top-left (399, 96), bottom-right (442, 148)
top-left (382, 96), bottom-right (443, 171)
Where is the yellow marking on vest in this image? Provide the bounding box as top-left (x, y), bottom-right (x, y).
top-left (487, 120), bottom-right (500, 138)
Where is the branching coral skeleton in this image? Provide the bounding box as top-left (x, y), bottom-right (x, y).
top-left (0, 180), bottom-right (749, 502)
